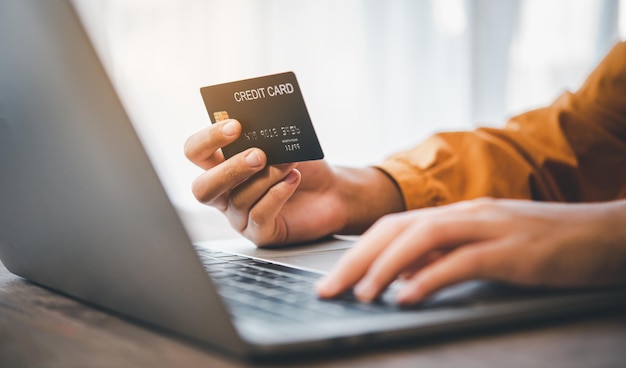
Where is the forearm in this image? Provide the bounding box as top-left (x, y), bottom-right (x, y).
top-left (333, 166), bottom-right (405, 234)
top-left (593, 200), bottom-right (626, 285)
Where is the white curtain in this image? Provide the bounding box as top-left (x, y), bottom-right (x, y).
top-left (72, 0), bottom-right (625, 241)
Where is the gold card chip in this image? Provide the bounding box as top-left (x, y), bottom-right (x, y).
top-left (213, 111), bottom-right (229, 122)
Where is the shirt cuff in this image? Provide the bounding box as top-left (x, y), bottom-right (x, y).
top-left (374, 157), bottom-right (452, 210)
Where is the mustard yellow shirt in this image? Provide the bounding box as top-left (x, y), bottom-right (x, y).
top-left (377, 42), bottom-right (626, 210)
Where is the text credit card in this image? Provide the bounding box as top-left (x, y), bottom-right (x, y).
top-left (200, 72), bottom-right (324, 165)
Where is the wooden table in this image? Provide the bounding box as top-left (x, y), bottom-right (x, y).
top-left (1, 242), bottom-right (625, 367)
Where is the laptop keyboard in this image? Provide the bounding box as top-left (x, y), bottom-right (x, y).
top-left (196, 248), bottom-right (399, 324)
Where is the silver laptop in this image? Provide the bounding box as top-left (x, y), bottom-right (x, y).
top-left (1, 0), bottom-right (625, 360)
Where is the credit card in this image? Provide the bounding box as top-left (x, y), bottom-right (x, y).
top-left (200, 72), bottom-right (324, 165)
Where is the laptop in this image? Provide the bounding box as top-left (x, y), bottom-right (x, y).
top-left (1, 0), bottom-right (625, 360)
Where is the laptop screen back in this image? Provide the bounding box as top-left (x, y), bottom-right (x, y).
top-left (0, 0), bottom-right (243, 353)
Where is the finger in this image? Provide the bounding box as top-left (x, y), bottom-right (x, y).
top-left (242, 169), bottom-right (302, 246)
top-left (184, 119), bottom-right (241, 170)
top-left (226, 163), bottom-right (298, 232)
top-left (396, 244), bottom-right (496, 305)
top-left (191, 148), bottom-right (266, 208)
top-left (315, 213), bottom-right (415, 298)
top-left (399, 250), bottom-right (448, 280)
top-left (353, 216), bottom-right (495, 302)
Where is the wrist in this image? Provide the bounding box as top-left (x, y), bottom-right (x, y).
top-left (333, 166), bottom-right (405, 234)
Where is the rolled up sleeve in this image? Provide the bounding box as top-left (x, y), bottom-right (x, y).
top-left (377, 42), bottom-right (626, 210)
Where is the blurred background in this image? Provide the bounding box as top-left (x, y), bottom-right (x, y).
top-left (72, 0), bottom-right (626, 242)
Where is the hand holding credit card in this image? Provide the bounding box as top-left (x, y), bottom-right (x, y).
top-left (200, 72), bottom-right (324, 165)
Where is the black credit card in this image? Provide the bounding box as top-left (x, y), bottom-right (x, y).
top-left (200, 72), bottom-right (324, 165)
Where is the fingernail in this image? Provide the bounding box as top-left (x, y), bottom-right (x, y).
top-left (221, 120), bottom-right (238, 136)
top-left (315, 277), bottom-right (335, 296)
top-left (354, 281), bottom-right (377, 302)
top-left (245, 150), bottom-right (263, 168)
top-left (396, 289), bottom-right (412, 305)
top-left (284, 170), bottom-right (299, 184)
top-left (396, 286), bottom-right (421, 305)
